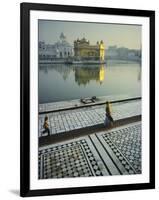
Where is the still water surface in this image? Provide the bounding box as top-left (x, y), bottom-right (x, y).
top-left (39, 62), bottom-right (141, 104)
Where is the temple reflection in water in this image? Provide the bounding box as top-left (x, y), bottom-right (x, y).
top-left (74, 64), bottom-right (105, 86)
top-left (39, 64), bottom-right (106, 86)
top-left (39, 62), bottom-right (141, 103)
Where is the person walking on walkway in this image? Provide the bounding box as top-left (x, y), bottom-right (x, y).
top-left (104, 101), bottom-right (114, 127)
top-left (42, 115), bottom-right (50, 136)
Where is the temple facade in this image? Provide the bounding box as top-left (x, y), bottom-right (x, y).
top-left (74, 38), bottom-right (105, 61)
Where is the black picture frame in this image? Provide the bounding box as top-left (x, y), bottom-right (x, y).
top-left (20, 2), bottom-right (155, 197)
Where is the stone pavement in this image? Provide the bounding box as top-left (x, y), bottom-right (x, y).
top-left (39, 94), bottom-right (140, 113)
top-left (39, 100), bottom-right (141, 137)
top-left (38, 122), bottom-right (141, 179)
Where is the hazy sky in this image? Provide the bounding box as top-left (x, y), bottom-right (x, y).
top-left (39, 20), bottom-right (141, 49)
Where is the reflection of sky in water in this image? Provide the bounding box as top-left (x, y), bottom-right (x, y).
top-left (39, 62), bottom-right (141, 103)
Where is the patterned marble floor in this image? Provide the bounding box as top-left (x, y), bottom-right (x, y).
top-left (38, 122), bottom-right (141, 179)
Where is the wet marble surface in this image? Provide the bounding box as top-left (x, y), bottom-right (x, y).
top-left (39, 122), bottom-right (141, 179)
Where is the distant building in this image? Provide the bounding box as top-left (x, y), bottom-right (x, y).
top-left (106, 45), bottom-right (141, 61)
top-left (54, 33), bottom-right (74, 58)
top-left (106, 45), bottom-right (118, 59)
top-left (74, 38), bottom-right (105, 61)
top-left (39, 41), bottom-right (58, 60)
top-left (127, 49), bottom-right (141, 60)
top-left (39, 33), bottom-right (73, 60)
top-left (118, 47), bottom-right (129, 59)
